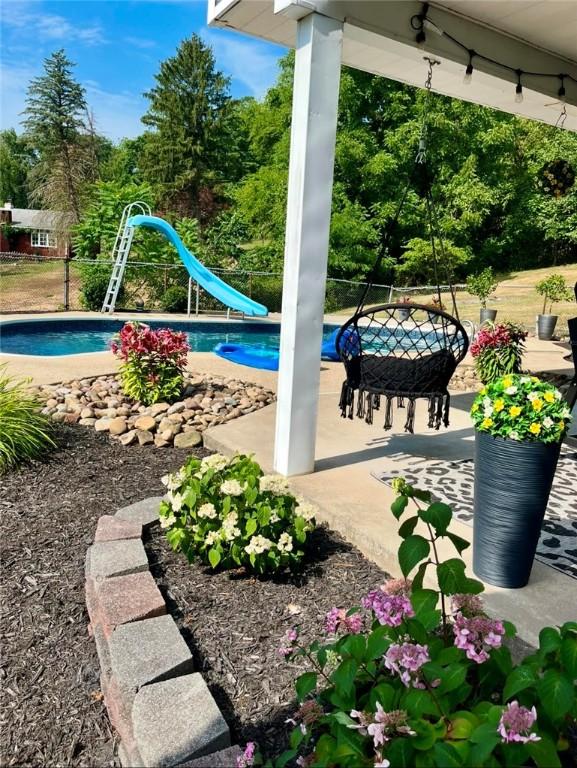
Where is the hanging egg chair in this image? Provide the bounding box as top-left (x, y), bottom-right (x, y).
top-left (335, 57), bottom-right (470, 433)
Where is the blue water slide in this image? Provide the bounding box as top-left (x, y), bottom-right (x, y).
top-left (127, 215), bottom-right (268, 317)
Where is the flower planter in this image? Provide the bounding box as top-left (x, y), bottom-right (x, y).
top-left (537, 314), bottom-right (558, 340)
top-left (480, 308), bottom-right (497, 324)
top-left (397, 307), bottom-right (411, 321)
top-left (473, 431), bottom-right (561, 588)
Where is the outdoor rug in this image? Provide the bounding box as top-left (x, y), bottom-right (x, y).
top-left (373, 449), bottom-right (577, 580)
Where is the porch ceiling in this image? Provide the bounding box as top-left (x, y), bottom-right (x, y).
top-left (208, 0), bottom-right (577, 131)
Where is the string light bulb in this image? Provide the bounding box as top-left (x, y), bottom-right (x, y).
top-left (463, 50), bottom-right (475, 85)
top-left (423, 18), bottom-right (444, 36)
top-left (515, 70), bottom-right (524, 103)
top-left (416, 29), bottom-right (426, 48)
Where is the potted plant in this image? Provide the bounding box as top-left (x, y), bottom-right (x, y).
top-left (396, 295), bottom-right (412, 321)
top-left (470, 374), bottom-right (572, 588)
top-left (426, 294), bottom-right (444, 323)
top-left (469, 321), bottom-right (527, 384)
top-left (466, 267), bottom-right (499, 323)
top-left (535, 274), bottom-right (572, 340)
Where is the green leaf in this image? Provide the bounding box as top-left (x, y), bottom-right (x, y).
top-left (295, 671), bottom-right (317, 701)
top-left (289, 727), bottom-right (304, 750)
top-left (537, 670), bottom-right (575, 722)
top-left (245, 517), bottom-right (257, 536)
top-left (366, 625), bottom-right (391, 660)
top-left (437, 559), bottom-right (482, 595)
top-left (208, 547), bottom-right (221, 568)
top-left (391, 494), bottom-right (409, 520)
top-left (398, 535), bottom-right (430, 577)
top-left (525, 734), bottom-right (562, 768)
top-left (331, 657), bottom-right (358, 694)
top-left (398, 515), bottom-right (419, 538)
top-left (448, 716), bottom-right (475, 740)
top-left (412, 561), bottom-right (429, 591)
top-left (341, 634), bottom-right (366, 662)
top-left (560, 634), bottom-right (577, 678)
top-left (420, 501), bottom-right (452, 534)
top-left (411, 588), bottom-right (438, 616)
top-left (539, 627), bottom-right (561, 654)
top-left (503, 666), bottom-right (536, 701)
top-left (412, 719), bottom-right (439, 751)
top-left (433, 742), bottom-right (463, 767)
top-left (445, 531), bottom-right (470, 554)
top-left (275, 749), bottom-right (297, 768)
top-left (437, 663), bottom-right (467, 694)
top-left (469, 723), bottom-right (500, 765)
top-left (368, 682), bottom-right (395, 711)
top-left (402, 688), bottom-right (439, 717)
top-left (387, 738), bottom-right (415, 767)
top-left (332, 710), bottom-right (357, 727)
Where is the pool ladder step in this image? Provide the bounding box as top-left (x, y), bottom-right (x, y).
top-left (101, 201), bottom-right (151, 314)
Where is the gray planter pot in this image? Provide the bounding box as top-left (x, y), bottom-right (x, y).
top-left (480, 308), bottom-right (497, 324)
top-left (537, 314), bottom-right (558, 340)
top-left (473, 432), bottom-right (561, 588)
top-left (397, 307), bottom-right (411, 321)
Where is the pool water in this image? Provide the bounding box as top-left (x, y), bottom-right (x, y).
top-left (0, 318), bottom-right (339, 357)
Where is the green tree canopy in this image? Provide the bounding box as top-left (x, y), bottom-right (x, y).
top-left (0, 130), bottom-right (34, 208)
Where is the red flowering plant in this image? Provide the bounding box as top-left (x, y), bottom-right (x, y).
top-left (110, 322), bottom-right (189, 405)
top-left (244, 480), bottom-right (576, 768)
top-left (470, 321), bottom-right (528, 385)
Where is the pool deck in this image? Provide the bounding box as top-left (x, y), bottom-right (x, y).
top-left (1, 311), bottom-right (576, 645)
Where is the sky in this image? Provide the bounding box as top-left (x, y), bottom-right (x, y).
top-left (0, 0), bottom-right (287, 142)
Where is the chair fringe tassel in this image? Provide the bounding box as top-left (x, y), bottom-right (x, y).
top-left (339, 383), bottom-right (450, 433)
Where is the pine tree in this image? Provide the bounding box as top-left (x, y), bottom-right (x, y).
top-left (141, 35), bottom-right (238, 220)
top-left (0, 130), bottom-right (34, 207)
top-left (23, 49), bottom-right (89, 220)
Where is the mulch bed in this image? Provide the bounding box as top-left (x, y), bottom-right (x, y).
top-left (0, 425), bottom-right (205, 768)
top-left (146, 524), bottom-right (390, 761)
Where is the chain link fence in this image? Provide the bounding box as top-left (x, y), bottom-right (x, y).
top-left (2, 252), bottom-right (574, 332)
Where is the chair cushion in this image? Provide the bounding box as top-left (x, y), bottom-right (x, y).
top-left (357, 349), bottom-right (457, 394)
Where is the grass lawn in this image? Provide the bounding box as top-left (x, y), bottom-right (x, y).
top-left (0, 259), bottom-right (82, 313)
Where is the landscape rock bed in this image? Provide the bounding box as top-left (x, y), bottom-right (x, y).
top-left (0, 425), bottom-right (206, 767)
top-left (145, 522), bottom-right (390, 761)
top-left (448, 365), bottom-right (573, 393)
top-left (33, 372), bottom-right (276, 448)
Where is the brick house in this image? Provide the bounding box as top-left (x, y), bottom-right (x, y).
top-left (0, 202), bottom-right (73, 258)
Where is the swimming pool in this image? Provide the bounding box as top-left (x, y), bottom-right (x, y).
top-left (0, 318), bottom-right (340, 357)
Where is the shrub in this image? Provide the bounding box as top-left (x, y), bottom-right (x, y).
top-left (79, 264), bottom-right (124, 311)
top-left (535, 274), bottom-right (573, 315)
top-left (471, 374), bottom-right (571, 444)
top-left (266, 479), bottom-right (577, 768)
top-left (469, 322), bottom-right (527, 384)
top-left (111, 322), bottom-right (189, 405)
top-left (158, 453), bottom-right (316, 575)
top-left (466, 267), bottom-right (499, 308)
top-left (160, 285), bottom-right (189, 313)
top-left (0, 366), bottom-right (55, 472)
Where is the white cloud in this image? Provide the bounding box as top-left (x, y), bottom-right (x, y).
top-left (125, 36), bottom-right (157, 49)
top-left (0, 61), bottom-right (39, 131)
top-left (1, 3), bottom-right (105, 46)
top-left (201, 27), bottom-right (283, 98)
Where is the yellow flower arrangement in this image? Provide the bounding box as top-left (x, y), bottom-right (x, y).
top-left (470, 374), bottom-right (571, 444)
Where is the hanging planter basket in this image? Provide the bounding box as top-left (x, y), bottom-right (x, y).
top-left (538, 158), bottom-right (575, 197)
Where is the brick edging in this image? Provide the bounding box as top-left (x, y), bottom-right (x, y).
top-left (85, 498), bottom-right (241, 767)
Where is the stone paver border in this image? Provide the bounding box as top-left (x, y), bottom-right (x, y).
top-left (85, 497), bottom-right (241, 767)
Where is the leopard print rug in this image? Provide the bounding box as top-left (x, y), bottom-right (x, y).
top-left (374, 449), bottom-right (577, 579)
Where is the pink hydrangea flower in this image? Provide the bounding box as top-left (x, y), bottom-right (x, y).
top-left (324, 607), bottom-right (363, 635)
top-left (362, 590), bottom-right (414, 627)
top-left (381, 578), bottom-right (412, 597)
top-left (451, 593), bottom-right (484, 616)
top-left (384, 642), bottom-right (430, 688)
top-left (453, 612), bottom-right (505, 664)
top-left (350, 705), bottom-right (414, 751)
top-left (236, 742), bottom-right (256, 768)
top-left (278, 627), bottom-right (298, 657)
top-left (498, 702), bottom-right (541, 744)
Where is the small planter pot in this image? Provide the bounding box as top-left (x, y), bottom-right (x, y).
top-left (480, 308), bottom-right (497, 324)
top-left (537, 314), bottom-right (558, 340)
top-left (397, 307), bottom-right (411, 321)
top-left (473, 431), bottom-right (561, 588)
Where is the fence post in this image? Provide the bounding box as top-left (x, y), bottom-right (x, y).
top-left (388, 285), bottom-right (394, 303)
top-left (187, 278), bottom-right (192, 317)
top-left (195, 282), bottom-right (200, 316)
top-left (63, 258), bottom-right (70, 311)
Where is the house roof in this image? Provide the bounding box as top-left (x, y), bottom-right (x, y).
top-left (5, 208), bottom-right (74, 231)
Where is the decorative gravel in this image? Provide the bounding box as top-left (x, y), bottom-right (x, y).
top-left (0, 425), bottom-right (207, 768)
top-left (145, 523), bottom-right (390, 760)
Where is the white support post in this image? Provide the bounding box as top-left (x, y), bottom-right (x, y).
top-left (273, 12), bottom-right (343, 477)
top-left (187, 278), bottom-right (192, 317)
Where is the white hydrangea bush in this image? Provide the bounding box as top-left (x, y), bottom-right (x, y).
top-left (158, 453), bottom-right (317, 574)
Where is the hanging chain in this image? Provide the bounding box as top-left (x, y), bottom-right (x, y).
top-left (417, 57), bottom-right (440, 163)
top-left (555, 102), bottom-right (567, 130)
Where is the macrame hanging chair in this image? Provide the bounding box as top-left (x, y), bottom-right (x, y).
top-left (336, 58), bottom-right (469, 434)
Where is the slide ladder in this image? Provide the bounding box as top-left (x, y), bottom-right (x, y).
top-left (101, 201), bottom-right (151, 313)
